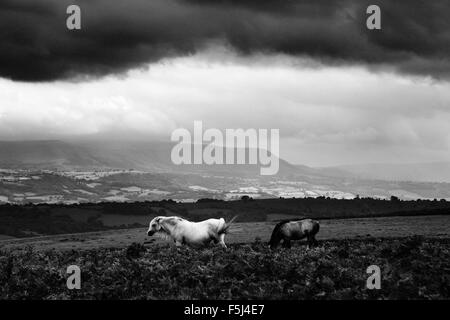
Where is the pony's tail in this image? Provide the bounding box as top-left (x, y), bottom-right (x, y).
top-left (219, 215), bottom-right (238, 234)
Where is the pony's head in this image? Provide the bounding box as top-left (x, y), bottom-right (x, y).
top-left (268, 228), bottom-right (282, 249)
top-left (147, 216), bottom-right (164, 236)
top-left (268, 232), bottom-right (281, 249)
top-left (268, 220), bottom-right (288, 249)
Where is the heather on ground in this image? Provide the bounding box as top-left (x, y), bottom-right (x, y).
top-left (1, 237), bottom-right (449, 300)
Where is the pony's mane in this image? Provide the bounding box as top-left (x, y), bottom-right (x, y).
top-left (274, 217), bottom-right (309, 227)
top-left (153, 216), bottom-right (185, 241)
top-left (272, 219), bottom-right (292, 234)
top-left (159, 216), bottom-right (186, 224)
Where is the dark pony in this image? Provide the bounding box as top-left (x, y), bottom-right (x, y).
top-left (268, 218), bottom-right (320, 249)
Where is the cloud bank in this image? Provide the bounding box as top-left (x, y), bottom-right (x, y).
top-left (1, 0), bottom-right (450, 81)
top-left (1, 54), bottom-right (449, 165)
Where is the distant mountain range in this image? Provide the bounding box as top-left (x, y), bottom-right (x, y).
top-left (0, 140), bottom-right (449, 203)
top-left (0, 140), bottom-right (307, 177)
top-left (1, 140), bottom-right (449, 182)
top-left (322, 162), bottom-right (450, 183)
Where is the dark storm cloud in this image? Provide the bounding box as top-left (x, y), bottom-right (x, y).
top-left (1, 0), bottom-right (450, 81)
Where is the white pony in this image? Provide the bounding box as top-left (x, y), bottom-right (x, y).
top-left (147, 216), bottom-right (237, 248)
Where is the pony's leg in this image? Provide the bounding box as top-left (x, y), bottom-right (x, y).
top-left (218, 234), bottom-right (227, 249)
top-left (306, 235), bottom-right (317, 249)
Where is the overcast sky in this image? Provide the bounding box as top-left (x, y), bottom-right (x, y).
top-left (0, 0), bottom-right (449, 166)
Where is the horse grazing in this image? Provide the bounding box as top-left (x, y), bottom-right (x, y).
top-left (268, 218), bottom-right (320, 249)
top-left (147, 216), bottom-right (237, 248)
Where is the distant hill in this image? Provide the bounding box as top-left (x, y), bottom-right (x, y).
top-left (324, 162), bottom-right (450, 183)
top-left (0, 140), bottom-right (309, 177)
top-left (0, 140), bottom-right (105, 169)
top-left (5, 140), bottom-right (447, 183)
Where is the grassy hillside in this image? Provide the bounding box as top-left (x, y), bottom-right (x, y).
top-left (1, 197), bottom-right (449, 238)
top-left (1, 215), bottom-right (449, 252)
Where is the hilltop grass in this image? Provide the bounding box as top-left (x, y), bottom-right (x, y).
top-left (0, 236), bottom-right (449, 300)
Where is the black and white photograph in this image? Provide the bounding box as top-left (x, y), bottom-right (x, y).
top-left (0, 0), bottom-right (449, 306)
